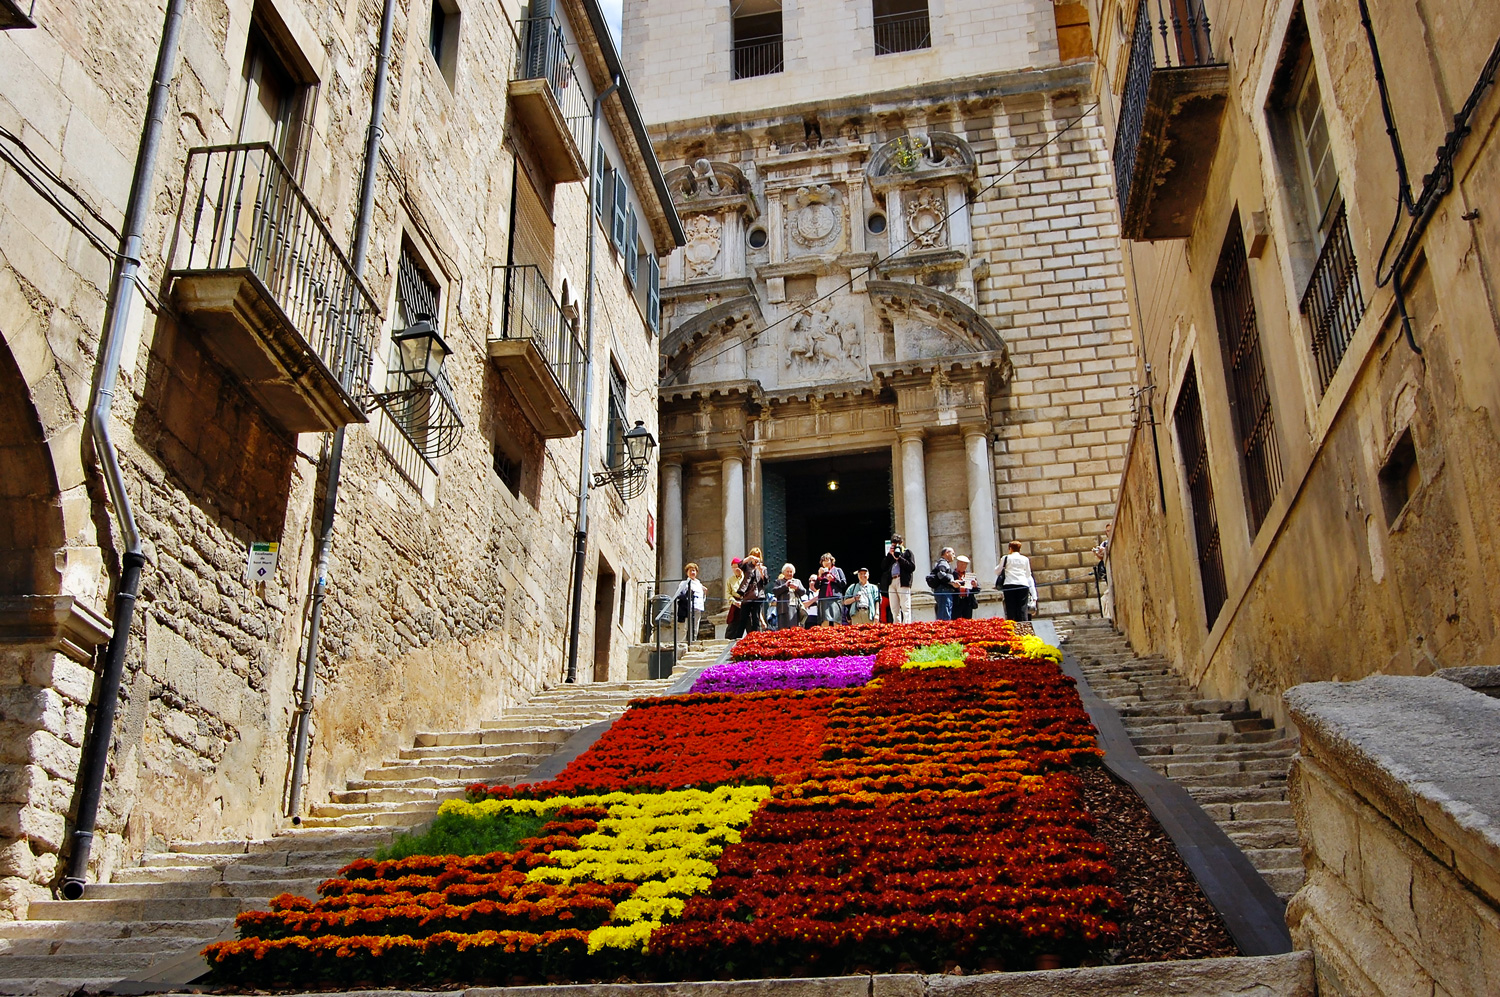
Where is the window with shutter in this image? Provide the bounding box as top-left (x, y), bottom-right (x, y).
top-left (625, 207), bottom-right (639, 286)
top-left (611, 172), bottom-right (628, 252)
top-left (512, 164), bottom-right (556, 279)
top-left (592, 145), bottom-right (608, 219)
top-left (647, 255), bottom-right (660, 336)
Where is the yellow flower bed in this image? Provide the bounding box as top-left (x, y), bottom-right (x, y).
top-left (1019, 634), bottom-right (1062, 664)
top-left (437, 785), bottom-right (769, 953)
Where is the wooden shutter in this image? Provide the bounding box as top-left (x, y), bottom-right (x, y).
top-left (647, 254), bottom-right (660, 335)
top-left (625, 206), bottom-right (639, 285)
top-left (611, 172), bottom-right (628, 252)
top-left (512, 164), bottom-right (555, 280)
top-left (592, 145), bottom-right (607, 219)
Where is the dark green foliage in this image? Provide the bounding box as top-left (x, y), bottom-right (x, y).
top-left (374, 807), bottom-right (554, 860)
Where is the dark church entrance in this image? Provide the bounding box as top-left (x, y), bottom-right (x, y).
top-left (762, 451), bottom-right (893, 591)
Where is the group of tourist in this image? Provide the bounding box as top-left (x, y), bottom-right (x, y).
top-left (675, 532), bottom-right (1040, 639)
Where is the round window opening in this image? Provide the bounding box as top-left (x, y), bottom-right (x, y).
top-left (747, 227), bottom-right (769, 249)
top-left (867, 212), bottom-right (887, 234)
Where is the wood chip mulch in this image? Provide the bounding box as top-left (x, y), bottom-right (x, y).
top-left (1078, 763), bottom-right (1240, 963)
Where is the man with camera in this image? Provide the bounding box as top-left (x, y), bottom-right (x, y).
top-left (881, 533), bottom-right (917, 623)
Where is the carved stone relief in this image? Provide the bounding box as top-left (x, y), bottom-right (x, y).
top-left (683, 214), bottom-right (723, 279)
top-left (786, 184), bottom-right (843, 254)
top-left (784, 300), bottom-right (862, 380)
top-left (905, 188), bottom-right (948, 249)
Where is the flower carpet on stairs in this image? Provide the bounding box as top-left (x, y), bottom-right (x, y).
top-left (204, 620), bottom-right (1125, 985)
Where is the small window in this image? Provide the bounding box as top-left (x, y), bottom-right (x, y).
top-left (606, 361), bottom-right (629, 470)
top-left (867, 212), bottom-right (887, 234)
top-left (747, 226), bottom-right (769, 249)
top-left (493, 443), bottom-right (524, 496)
top-left (873, 0), bottom-right (931, 55)
top-left (429, 0), bottom-right (460, 90)
top-left (732, 0), bottom-right (784, 79)
top-left (1379, 429), bottom-right (1419, 526)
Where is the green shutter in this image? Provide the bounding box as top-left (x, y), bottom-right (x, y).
top-left (592, 148), bottom-right (606, 218)
top-left (647, 254), bottom-right (661, 335)
top-left (625, 206), bottom-right (639, 285)
top-left (611, 173), bottom-right (628, 251)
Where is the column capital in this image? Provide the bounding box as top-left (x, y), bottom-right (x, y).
top-left (717, 449), bottom-right (747, 466)
top-left (962, 425), bottom-right (991, 443)
top-left (896, 427), bottom-right (925, 444)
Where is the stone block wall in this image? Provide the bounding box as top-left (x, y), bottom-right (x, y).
top-left (622, 0), bottom-right (1061, 125)
top-left (1286, 675), bottom-right (1500, 997)
top-left (1090, 0), bottom-right (1500, 723)
top-left (0, 0), bottom-right (668, 913)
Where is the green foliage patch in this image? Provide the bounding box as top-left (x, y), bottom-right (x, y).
top-left (375, 806), bottom-right (554, 860)
top-left (905, 642), bottom-right (965, 663)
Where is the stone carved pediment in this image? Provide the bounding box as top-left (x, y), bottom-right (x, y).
top-left (868, 131), bottom-right (978, 191)
top-left (664, 160), bottom-right (758, 219)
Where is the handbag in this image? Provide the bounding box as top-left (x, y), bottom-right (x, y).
top-left (924, 570), bottom-right (940, 588)
top-left (674, 591), bottom-right (690, 622)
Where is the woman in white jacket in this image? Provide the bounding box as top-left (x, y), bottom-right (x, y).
top-left (995, 541), bottom-right (1038, 621)
top-left (673, 563), bottom-right (707, 647)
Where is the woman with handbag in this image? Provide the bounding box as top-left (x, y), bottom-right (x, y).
top-left (952, 555), bottom-right (979, 619)
top-left (995, 540), bottom-right (1038, 621)
top-left (672, 563), bottom-right (706, 647)
top-left (770, 563), bottom-right (806, 630)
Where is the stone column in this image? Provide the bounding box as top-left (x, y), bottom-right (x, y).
top-left (964, 428), bottom-right (1000, 580)
top-left (661, 460), bottom-right (683, 578)
top-left (746, 444), bottom-right (763, 553)
top-left (898, 431), bottom-right (930, 588)
top-left (721, 454), bottom-right (745, 579)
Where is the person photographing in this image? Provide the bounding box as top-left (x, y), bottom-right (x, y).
top-left (881, 534), bottom-right (917, 623)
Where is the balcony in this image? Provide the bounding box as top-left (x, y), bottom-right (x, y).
top-left (732, 36), bottom-right (784, 79)
top-left (509, 16), bottom-right (590, 184)
top-left (489, 264), bottom-right (585, 438)
top-left (172, 144), bottom-right (376, 433)
top-left (1113, 0), bottom-right (1229, 240)
top-left (874, 11), bottom-right (931, 55)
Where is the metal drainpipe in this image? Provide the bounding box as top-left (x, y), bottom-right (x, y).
top-left (565, 76), bottom-right (620, 684)
top-left (285, 0), bottom-right (397, 823)
top-left (61, 0), bottom-right (186, 900)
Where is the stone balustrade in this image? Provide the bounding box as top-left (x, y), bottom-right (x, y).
top-left (1285, 674), bottom-right (1500, 997)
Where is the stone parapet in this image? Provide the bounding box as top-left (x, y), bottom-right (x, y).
top-left (1285, 675), bottom-right (1500, 997)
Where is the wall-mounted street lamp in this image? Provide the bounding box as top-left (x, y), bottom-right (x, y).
top-left (362, 315), bottom-right (464, 460)
top-left (593, 419), bottom-right (657, 500)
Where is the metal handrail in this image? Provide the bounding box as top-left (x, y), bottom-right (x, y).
top-left (516, 15), bottom-right (590, 159)
top-left (178, 142), bottom-right (379, 391)
top-left (1113, 0), bottom-right (1223, 213)
top-left (492, 263), bottom-right (587, 417)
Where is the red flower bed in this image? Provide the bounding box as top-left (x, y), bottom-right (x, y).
top-left (471, 690), bottom-right (838, 799)
top-left (730, 619), bottom-right (1021, 662)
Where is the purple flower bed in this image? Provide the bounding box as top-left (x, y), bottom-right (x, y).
top-left (690, 654), bottom-right (877, 694)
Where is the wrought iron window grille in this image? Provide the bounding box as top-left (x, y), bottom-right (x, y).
top-left (1300, 202), bottom-right (1366, 394)
top-left (1174, 361), bottom-right (1228, 627)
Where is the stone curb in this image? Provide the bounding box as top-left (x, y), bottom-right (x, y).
top-left (115, 952), bottom-right (1312, 997)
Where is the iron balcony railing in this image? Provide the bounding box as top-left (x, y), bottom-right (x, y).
top-left (178, 143), bottom-right (377, 392)
top-left (516, 15), bottom-right (591, 159)
top-left (732, 35), bottom-right (784, 79)
top-left (1113, 0), bottom-right (1221, 216)
top-left (1300, 203), bottom-right (1367, 394)
top-left (495, 263), bottom-right (586, 416)
top-left (874, 12), bottom-right (932, 55)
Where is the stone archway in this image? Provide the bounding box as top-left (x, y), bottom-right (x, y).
top-left (0, 336), bottom-right (108, 918)
top-left (0, 343), bottom-right (66, 598)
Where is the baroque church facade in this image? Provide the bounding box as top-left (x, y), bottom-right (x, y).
top-left (625, 0), bottom-right (1134, 614)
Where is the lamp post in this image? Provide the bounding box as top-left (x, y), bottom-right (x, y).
top-left (390, 317), bottom-right (451, 386)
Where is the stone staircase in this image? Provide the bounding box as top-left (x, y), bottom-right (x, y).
top-left (0, 663), bottom-right (715, 995)
top-left (1061, 618), bottom-right (1304, 899)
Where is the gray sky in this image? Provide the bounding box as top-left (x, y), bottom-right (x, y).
top-left (601, 0), bottom-right (623, 44)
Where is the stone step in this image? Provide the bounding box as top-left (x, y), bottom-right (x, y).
top-left (25, 897), bottom-right (250, 923)
top-left (1172, 771), bottom-right (1289, 791)
top-left (399, 738), bottom-right (563, 759)
top-left (1199, 800), bottom-right (1295, 822)
top-left (1260, 867), bottom-right (1307, 897)
top-left (81, 876), bottom-right (326, 901)
top-left (361, 762), bottom-right (530, 782)
top-left (1152, 757), bottom-right (1298, 779)
top-left (0, 917), bottom-right (235, 942)
top-left (1184, 785), bottom-right (1289, 805)
top-left (294, 810), bottom-right (435, 829)
top-left (1136, 740), bottom-right (1298, 759)
top-left (307, 800), bottom-right (441, 819)
top-left (0, 953), bottom-right (164, 977)
top-left (114, 860), bottom-right (350, 885)
top-left (1116, 699), bottom-right (1247, 718)
top-left (1222, 818), bottom-right (1301, 849)
top-left (1242, 845), bottom-right (1305, 871)
top-left (330, 784), bottom-right (470, 804)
